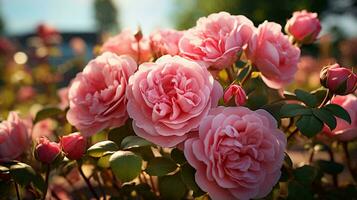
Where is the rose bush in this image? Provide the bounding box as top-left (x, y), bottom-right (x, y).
top-left (1, 8), bottom-right (357, 200)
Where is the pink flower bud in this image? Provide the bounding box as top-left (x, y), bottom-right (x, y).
top-left (223, 84), bottom-right (247, 106)
top-left (35, 137), bottom-right (61, 164)
top-left (285, 10), bottom-right (321, 44)
top-left (60, 132), bottom-right (86, 160)
top-left (320, 64), bottom-right (357, 95)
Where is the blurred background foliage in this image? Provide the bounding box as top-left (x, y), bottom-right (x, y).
top-left (94, 0), bottom-right (120, 34)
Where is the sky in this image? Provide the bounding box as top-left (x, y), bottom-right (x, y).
top-left (0, 0), bottom-right (175, 35)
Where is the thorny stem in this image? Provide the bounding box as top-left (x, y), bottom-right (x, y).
top-left (308, 148), bottom-right (315, 164)
top-left (77, 163), bottom-right (100, 200)
top-left (97, 171), bottom-right (107, 200)
top-left (42, 164), bottom-right (51, 200)
top-left (240, 65), bottom-right (253, 85)
top-left (149, 175), bottom-right (157, 195)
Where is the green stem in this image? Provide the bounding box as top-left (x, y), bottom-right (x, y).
top-left (225, 67), bottom-right (235, 83)
top-left (14, 181), bottom-right (20, 200)
top-left (77, 163), bottom-right (100, 200)
top-left (287, 127), bottom-right (299, 141)
top-left (42, 164), bottom-right (51, 200)
top-left (240, 65), bottom-right (253, 85)
top-left (326, 148), bottom-right (338, 187)
top-left (319, 90), bottom-right (332, 108)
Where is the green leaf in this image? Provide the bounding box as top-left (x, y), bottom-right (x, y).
top-left (311, 89), bottom-right (328, 105)
top-left (146, 157), bottom-right (178, 176)
top-left (87, 141), bottom-right (119, 158)
top-left (296, 115), bottom-right (323, 137)
top-left (97, 152), bottom-right (113, 168)
top-left (293, 165), bottom-right (317, 186)
top-left (280, 104), bottom-right (311, 118)
top-left (121, 136), bottom-right (153, 150)
top-left (108, 120), bottom-right (134, 145)
top-left (312, 108), bottom-right (337, 130)
top-left (316, 160), bottom-right (344, 175)
top-left (295, 89), bottom-right (318, 107)
top-left (324, 104), bottom-right (351, 124)
top-left (287, 181), bottom-right (313, 200)
top-left (109, 151), bottom-right (142, 182)
top-left (170, 148), bottom-right (187, 165)
top-left (34, 107), bottom-right (63, 123)
top-left (9, 162), bottom-right (36, 186)
top-left (180, 163), bottom-right (205, 197)
top-left (159, 173), bottom-right (187, 200)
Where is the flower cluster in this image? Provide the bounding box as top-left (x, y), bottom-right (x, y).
top-left (2, 9), bottom-right (357, 200)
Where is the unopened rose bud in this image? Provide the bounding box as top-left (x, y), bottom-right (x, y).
top-left (285, 10), bottom-right (321, 44)
top-left (223, 84), bottom-right (247, 106)
top-left (320, 64), bottom-right (357, 95)
top-left (35, 137), bottom-right (62, 164)
top-left (60, 132), bottom-right (86, 160)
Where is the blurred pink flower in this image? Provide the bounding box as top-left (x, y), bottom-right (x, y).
top-left (17, 86), bottom-right (36, 102)
top-left (67, 52), bottom-right (137, 137)
top-left (31, 119), bottom-right (56, 141)
top-left (69, 37), bottom-right (87, 55)
top-left (150, 28), bottom-right (184, 57)
top-left (58, 87), bottom-right (69, 110)
top-left (246, 21), bottom-right (300, 89)
top-left (126, 55), bottom-right (223, 147)
top-left (101, 29), bottom-right (152, 63)
top-left (184, 107), bottom-right (286, 200)
top-left (285, 10), bottom-right (321, 44)
top-left (179, 12), bottom-right (254, 70)
top-left (0, 112), bottom-right (31, 161)
top-left (322, 95), bottom-right (357, 141)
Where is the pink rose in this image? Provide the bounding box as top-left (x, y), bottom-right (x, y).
top-left (246, 21), bottom-right (301, 89)
top-left (179, 12), bottom-right (254, 70)
top-left (150, 28), bottom-right (184, 57)
top-left (60, 132), bottom-right (86, 160)
top-left (67, 52), bottom-right (137, 137)
top-left (322, 95), bottom-right (357, 141)
top-left (320, 64), bottom-right (357, 95)
top-left (35, 137), bottom-right (62, 164)
top-left (223, 84), bottom-right (247, 106)
top-left (184, 107), bottom-right (286, 200)
top-left (101, 29), bottom-right (152, 64)
top-left (0, 112), bottom-right (31, 161)
top-left (285, 10), bottom-right (321, 44)
top-left (31, 119), bottom-right (56, 140)
top-left (57, 87), bottom-right (69, 110)
top-left (126, 55), bottom-right (223, 147)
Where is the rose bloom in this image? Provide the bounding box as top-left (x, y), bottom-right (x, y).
top-left (101, 29), bottom-right (152, 63)
top-left (179, 12), bottom-right (254, 70)
top-left (184, 107), bottom-right (286, 200)
top-left (126, 55), bottom-right (223, 147)
top-left (67, 52), bottom-right (137, 137)
top-left (0, 112), bottom-right (31, 161)
top-left (150, 28), bottom-right (184, 57)
top-left (246, 21), bottom-right (300, 89)
top-left (35, 137), bottom-right (62, 164)
top-left (60, 132), bottom-right (86, 160)
top-left (57, 87), bottom-right (69, 110)
top-left (322, 95), bottom-right (357, 141)
top-left (285, 10), bottom-right (321, 44)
